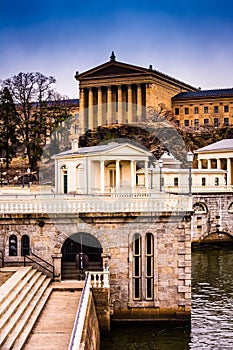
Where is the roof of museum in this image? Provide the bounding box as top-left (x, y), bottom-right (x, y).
top-left (172, 88), bottom-right (233, 101)
top-left (195, 139), bottom-right (233, 153)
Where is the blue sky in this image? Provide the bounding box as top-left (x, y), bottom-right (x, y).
top-left (1, 0), bottom-right (233, 98)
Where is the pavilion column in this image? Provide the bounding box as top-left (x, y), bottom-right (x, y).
top-left (79, 88), bottom-right (85, 133)
top-left (88, 88), bottom-right (94, 130)
top-left (216, 158), bottom-right (221, 169)
top-left (116, 160), bottom-right (120, 189)
top-left (97, 87), bottom-right (102, 126)
top-left (144, 160), bottom-right (149, 189)
top-left (137, 84), bottom-right (142, 121)
top-left (207, 159), bottom-right (211, 169)
top-left (128, 85), bottom-right (133, 123)
top-left (198, 159), bottom-right (202, 169)
top-left (227, 158), bottom-right (232, 185)
top-left (131, 160), bottom-right (136, 190)
top-left (117, 86), bottom-right (123, 124)
top-left (107, 86), bottom-right (112, 125)
top-left (100, 160), bottom-right (105, 194)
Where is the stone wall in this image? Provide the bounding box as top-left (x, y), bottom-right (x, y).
top-left (80, 292), bottom-right (100, 350)
top-left (0, 210), bottom-right (192, 320)
top-left (192, 194), bottom-right (233, 242)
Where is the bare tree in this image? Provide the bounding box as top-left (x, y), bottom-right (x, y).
top-left (2, 72), bottom-right (73, 170)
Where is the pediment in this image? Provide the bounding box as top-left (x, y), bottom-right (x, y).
top-left (103, 143), bottom-right (151, 157)
top-left (77, 61), bottom-right (148, 79)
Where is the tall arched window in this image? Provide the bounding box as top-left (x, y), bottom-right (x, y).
top-left (21, 235), bottom-right (30, 256)
top-left (61, 165), bottom-right (68, 194)
top-left (133, 233), bottom-right (141, 300)
top-left (145, 233), bottom-right (154, 300)
top-left (9, 235), bottom-right (17, 256)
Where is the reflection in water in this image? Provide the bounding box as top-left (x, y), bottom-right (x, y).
top-left (190, 244), bottom-right (233, 349)
top-left (101, 245), bottom-right (233, 349)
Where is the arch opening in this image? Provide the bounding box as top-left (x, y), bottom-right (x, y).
top-left (61, 232), bottom-right (103, 280)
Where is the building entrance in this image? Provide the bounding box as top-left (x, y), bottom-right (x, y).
top-left (61, 232), bottom-right (103, 279)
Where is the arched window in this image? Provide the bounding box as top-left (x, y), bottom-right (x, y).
top-left (61, 165), bottom-right (68, 194)
top-left (21, 235), bottom-right (30, 256)
top-left (9, 235), bottom-right (17, 256)
top-left (193, 202), bottom-right (208, 214)
top-left (133, 233), bottom-right (141, 300)
top-left (228, 202), bottom-right (233, 213)
top-left (145, 233), bottom-right (154, 300)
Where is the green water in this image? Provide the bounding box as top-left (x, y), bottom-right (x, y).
top-left (101, 244), bottom-right (233, 349)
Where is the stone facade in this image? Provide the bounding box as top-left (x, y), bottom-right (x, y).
top-left (0, 209), bottom-right (192, 320)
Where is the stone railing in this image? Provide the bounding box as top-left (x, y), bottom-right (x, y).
top-left (68, 272), bottom-right (91, 350)
top-left (88, 269), bottom-right (110, 288)
top-left (0, 192), bottom-right (192, 214)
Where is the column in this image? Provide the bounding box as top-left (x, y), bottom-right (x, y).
top-left (216, 158), bottom-right (221, 169)
top-left (144, 160), bottom-right (149, 189)
top-left (52, 253), bottom-right (62, 281)
top-left (128, 85), bottom-right (133, 123)
top-left (97, 87), bottom-right (102, 126)
top-left (227, 158), bottom-right (231, 185)
top-left (107, 86), bottom-right (112, 125)
top-left (100, 160), bottom-right (105, 193)
top-left (198, 159), bottom-right (202, 169)
top-left (207, 159), bottom-right (211, 169)
top-left (55, 159), bottom-right (58, 193)
top-left (131, 160), bottom-right (136, 190)
top-left (116, 160), bottom-right (120, 189)
top-left (118, 86), bottom-right (123, 124)
top-left (88, 88), bottom-right (94, 130)
top-left (79, 88), bottom-right (85, 133)
top-left (137, 84), bottom-right (142, 121)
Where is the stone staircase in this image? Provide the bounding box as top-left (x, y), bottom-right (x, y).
top-left (0, 266), bottom-right (52, 350)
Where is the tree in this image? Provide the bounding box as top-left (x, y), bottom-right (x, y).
top-left (2, 72), bottom-right (73, 170)
top-left (0, 87), bottom-right (19, 169)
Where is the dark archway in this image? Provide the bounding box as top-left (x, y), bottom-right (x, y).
top-left (61, 232), bottom-right (103, 280)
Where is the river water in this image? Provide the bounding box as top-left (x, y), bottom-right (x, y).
top-left (101, 244), bottom-right (233, 350)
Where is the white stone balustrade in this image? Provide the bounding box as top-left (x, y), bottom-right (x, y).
top-left (88, 269), bottom-right (110, 289)
top-left (0, 193), bottom-right (192, 214)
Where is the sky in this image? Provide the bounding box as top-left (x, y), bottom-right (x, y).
top-left (1, 0), bottom-right (233, 98)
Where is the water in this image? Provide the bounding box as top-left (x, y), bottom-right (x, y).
top-left (101, 245), bottom-right (233, 350)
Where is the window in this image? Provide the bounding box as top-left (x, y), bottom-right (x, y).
top-left (21, 235), bottom-right (30, 256)
top-left (9, 235), bottom-right (17, 256)
top-left (133, 234), bottom-right (141, 300)
top-left (204, 106), bottom-right (208, 114)
top-left (214, 106), bottom-right (219, 113)
top-left (202, 177), bottom-right (206, 186)
top-left (175, 120), bottom-right (180, 127)
top-left (204, 119), bottom-right (209, 126)
top-left (175, 108), bottom-right (179, 115)
top-left (184, 107), bottom-right (189, 115)
top-left (184, 120), bottom-right (189, 127)
top-left (194, 107), bottom-right (199, 114)
top-left (194, 119), bottom-right (199, 126)
top-left (215, 177), bottom-right (219, 186)
top-left (174, 177), bottom-right (179, 186)
top-left (145, 233), bottom-right (154, 300)
top-left (214, 118), bottom-right (219, 127)
top-left (224, 118), bottom-right (229, 126)
top-left (224, 105), bottom-right (229, 113)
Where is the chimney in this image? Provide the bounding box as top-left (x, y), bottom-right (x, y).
top-left (71, 138), bottom-right (79, 152)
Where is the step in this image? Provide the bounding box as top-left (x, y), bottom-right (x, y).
top-left (0, 268), bottom-right (38, 318)
top-left (0, 271), bottom-right (42, 329)
top-left (13, 285), bottom-right (53, 350)
top-left (0, 266), bottom-right (32, 305)
top-left (0, 274), bottom-right (47, 347)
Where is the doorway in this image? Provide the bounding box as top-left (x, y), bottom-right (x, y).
top-left (61, 232), bottom-right (103, 279)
